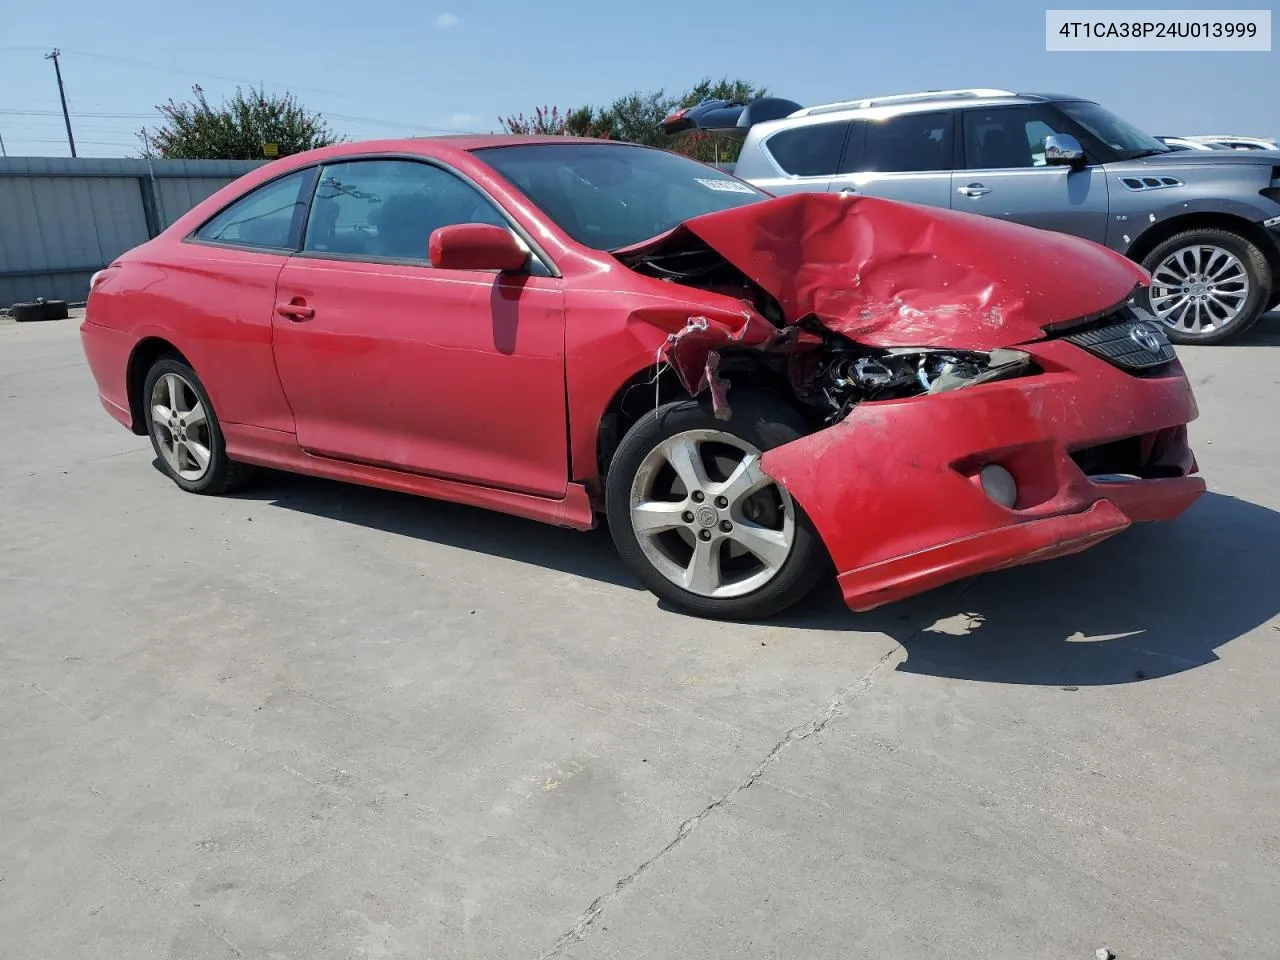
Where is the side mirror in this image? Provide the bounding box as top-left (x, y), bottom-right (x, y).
top-left (1044, 133), bottom-right (1086, 167)
top-left (429, 223), bottom-right (529, 272)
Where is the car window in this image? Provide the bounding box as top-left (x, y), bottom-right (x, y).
top-left (303, 159), bottom-right (508, 262)
top-left (195, 169), bottom-right (311, 250)
top-left (859, 112), bottom-right (952, 173)
top-left (1053, 100), bottom-right (1169, 160)
top-left (764, 121), bottom-right (850, 177)
top-left (963, 107), bottom-right (1076, 169)
top-left (475, 142), bottom-right (766, 251)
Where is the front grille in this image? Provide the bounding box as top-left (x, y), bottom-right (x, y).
top-left (1062, 313), bottom-right (1176, 372)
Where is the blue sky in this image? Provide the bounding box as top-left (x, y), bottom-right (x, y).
top-left (1, 0), bottom-right (1275, 157)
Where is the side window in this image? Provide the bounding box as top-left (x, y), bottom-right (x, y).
top-left (860, 112), bottom-right (953, 173)
top-left (963, 108), bottom-right (1076, 169)
top-left (303, 159), bottom-right (508, 262)
top-left (764, 121), bottom-right (850, 177)
top-left (195, 169), bottom-right (312, 250)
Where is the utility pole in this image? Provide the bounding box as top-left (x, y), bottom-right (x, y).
top-left (0, 130), bottom-right (7, 157)
top-left (45, 49), bottom-right (77, 158)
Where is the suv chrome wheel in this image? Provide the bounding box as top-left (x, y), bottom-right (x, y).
top-left (1149, 244), bottom-right (1249, 335)
top-left (628, 429), bottom-right (796, 599)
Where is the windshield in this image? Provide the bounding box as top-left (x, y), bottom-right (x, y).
top-left (473, 142), bottom-right (766, 251)
top-left (1056, 101), bottom-right (1170, 159)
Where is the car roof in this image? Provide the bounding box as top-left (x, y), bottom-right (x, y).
top-left (296, 133), bottom-right (622, 158)
top-left (266, 134), bottom-right (639, 169)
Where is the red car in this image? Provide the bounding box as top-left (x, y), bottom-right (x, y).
top-left (81, 136), bottom-right (1205, 620)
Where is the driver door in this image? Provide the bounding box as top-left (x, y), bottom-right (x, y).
top-left (952, 105), bottom-right (1110, 244)
top-left (271, 158), bottom-right (569, 498)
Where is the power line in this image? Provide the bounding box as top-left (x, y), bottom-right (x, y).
top-left (0, 108), bottom-right (154, 118)
top-left (55, 48), bottom-right (454, 112)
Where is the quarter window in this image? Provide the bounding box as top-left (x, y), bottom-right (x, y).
top-left (764, 121), bottom-right (850, 177)
top-left (195, 169), bottom-right (312, 250)
top-left (302, 159), bottom-right (508, 262)
top-left (859, 112), bottom-right (953, 173)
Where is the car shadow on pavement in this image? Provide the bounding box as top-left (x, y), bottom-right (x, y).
top-left (225, 469), bottom-right (640, 589)
top-left (1228, 310), bottom-right (1280, 347)
top-left (227, 468), bottom-right (1277, 687)
top-left (783, 491), bottom-right (1280, 686)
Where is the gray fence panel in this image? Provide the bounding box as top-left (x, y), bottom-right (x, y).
top-left (156, 177), bottom-right (235, 228)
top-left (0, 158), bottom-right (264, 307)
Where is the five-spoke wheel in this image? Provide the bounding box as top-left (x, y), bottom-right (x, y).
top-left (606, 397), bottom-right (828, 620)
top-left (142, 357), bottom-right (253, 495)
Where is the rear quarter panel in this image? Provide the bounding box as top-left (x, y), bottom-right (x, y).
top-left (91, 240), bottom-right (297, 434)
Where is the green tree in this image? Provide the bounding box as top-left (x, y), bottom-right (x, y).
top-left (140, 84), bottom-right (341, 160)
top-left (498, 77), bottom-right (768, 164)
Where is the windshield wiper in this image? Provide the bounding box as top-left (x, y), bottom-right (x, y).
top-left (1127, 148), bottom-right (1170, 159)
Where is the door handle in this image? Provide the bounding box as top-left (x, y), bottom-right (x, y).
top-left (276, 299), bottom-right (314, 321)
top-left (957, 182), bottom-right (991, 198)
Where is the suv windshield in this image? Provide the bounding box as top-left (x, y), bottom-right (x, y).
top-left (474, 142), bottom-right (766, 250)
top-left (1056, 101), bottom-right (1171, 160)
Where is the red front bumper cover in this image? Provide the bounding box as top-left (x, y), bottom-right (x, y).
top-left (761, 340), bottom-right (1205, 612)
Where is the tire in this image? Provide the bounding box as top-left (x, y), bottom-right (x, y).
top-left (142, 358), bottom-right (254, 495)
top-left (11, 299), bottom-right (69, 323)
top-left (1136, 228), bottom-right (1271, 344)
top-left (605, 395), bottom-right (829, 621)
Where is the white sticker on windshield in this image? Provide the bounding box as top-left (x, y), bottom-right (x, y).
top-left (696, 178), bottom-right (755, 194)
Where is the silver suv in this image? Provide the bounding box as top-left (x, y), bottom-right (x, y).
top-left (663, 89), bottom-right (1280, 344)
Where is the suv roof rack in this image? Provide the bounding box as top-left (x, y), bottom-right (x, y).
top-left (793, 88), bottom-right (1017, 116)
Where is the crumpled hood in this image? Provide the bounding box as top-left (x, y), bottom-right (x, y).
top-left (663, 192), bottom-right (1149, 350)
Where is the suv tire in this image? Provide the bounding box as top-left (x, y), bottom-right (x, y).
top-left (1137, 228), bottom-right (1271, 345)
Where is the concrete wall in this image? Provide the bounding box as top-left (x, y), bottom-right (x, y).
top-left (0, 157), bottom-right (264, 307)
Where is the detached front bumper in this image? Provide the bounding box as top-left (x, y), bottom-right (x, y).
top-left (760, 340), bottom-right (1206, 612)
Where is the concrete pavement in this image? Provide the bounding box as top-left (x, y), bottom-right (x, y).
top-left (2, 311), bottom-right (1278, 959)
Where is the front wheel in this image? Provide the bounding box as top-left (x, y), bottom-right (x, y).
top-left (1138, 228), bottom-right (1271, 344)
top-left (605, 397), bottom-right (829, 621)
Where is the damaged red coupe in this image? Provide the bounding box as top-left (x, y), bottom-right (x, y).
top-left (81, 136), bottom-right (1206, 620)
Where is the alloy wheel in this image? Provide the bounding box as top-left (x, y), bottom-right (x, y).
top-left (1149, 244), bottom-right (1249, 334)
top-left (150, 372), bottom-right (212, 482)
top-left (628, 429), bottom-right (796, 599)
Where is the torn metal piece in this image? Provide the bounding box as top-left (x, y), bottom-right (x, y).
top-left (704, 351), bottom-right (731, 420)
top-left (658, 312), bottom-right (785, 398)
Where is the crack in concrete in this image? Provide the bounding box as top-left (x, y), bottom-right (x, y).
top-left (534, 581), bottom-right (976, 960)
top-left (97, 853), bottom-right (246, 958)
top-left (534, 643), bottom-right (903, 960)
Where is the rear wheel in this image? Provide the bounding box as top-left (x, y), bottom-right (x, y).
top-left (605, 397), bottom-right (828, 620)
top-left (143, 358), bottom-right (254, 495)
top-left (1138, 228), bottom-right (1270, 344)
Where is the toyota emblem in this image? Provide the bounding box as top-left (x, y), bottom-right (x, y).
top-left (1130, 324), bottom-right (1162, 352)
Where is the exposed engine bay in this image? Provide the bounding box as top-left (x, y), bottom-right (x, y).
top-left (620, 232), bottom-right (1037, 425)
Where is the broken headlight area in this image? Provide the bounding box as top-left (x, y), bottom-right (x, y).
top-left (801, 341), bottom-right (1038, 424)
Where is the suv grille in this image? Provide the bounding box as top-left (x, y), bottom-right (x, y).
top-left (1062, 314), bottom-right (1176, 371)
